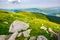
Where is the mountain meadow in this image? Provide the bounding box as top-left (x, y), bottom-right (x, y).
top-left (0, 10), bottom-right (60, 40)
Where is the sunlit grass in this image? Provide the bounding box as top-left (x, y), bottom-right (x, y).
top-left (0, 10), bottom-right (60, 40)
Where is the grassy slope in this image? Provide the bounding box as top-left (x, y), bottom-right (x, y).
top-left (47, 15), bottom-right (60, 24)
top-left (0, 10), bottom-right (60, 40)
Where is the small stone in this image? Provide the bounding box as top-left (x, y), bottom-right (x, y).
top-left (48, 28), bottom-right (53, 32)
top-left (3, 21), bottom-right (8, 24)
top-left (24, 38), bottom-right (28, 40)
top-left (17, 32), bottom-right (22, 37)
top-left (48, 28), bottom-right (57, 37)
top-left (0, 35), bottom-right (8, 40)
top-left (8, 31), bottom-right (18, 40)
top-left (40, 24), bottom-right (47, 31)
top-left (23, 29), bottom-right (32, 37)
top-left (58, 31), bottom-right (60, 40)
top-left (37, 35), bottom-right (47, 40)
top-left (46, 30), bottom-right (49, 33)
top-left (29, 36), bottom-right (36, 40)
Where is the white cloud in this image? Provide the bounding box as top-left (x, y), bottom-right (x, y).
top-left (0, 0), bottom-right (60, 9)
top-left (18, 0), bottom-right (21, 2)
top-left (8, 0), bottom-right (15, 2)
top-left (8, 0), bottom-right (21, 3)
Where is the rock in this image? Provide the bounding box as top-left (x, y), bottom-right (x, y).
top-left (9, 20), bottom-right (29, 33)
top-left (58, 31), bottom-right (60, 40)
top-left (8, 31), bottom-right (18, 40)
top-left (46, 30), bottom-right (49, 33)
top-left (23, 29), bottom-right (32, 37)
top-left (3, 21), bottom-right (8, 24)
top-left (24, 38), bottom-right (28, 40)
top-left (29, 36), bottom-right (36, 40)
top-left (0, 35), bottom-right (9, 40)
top-left (48, 28), bottom-right (57, 38)
top-left (17, 32), bottom-right (22, 37)
top-left (37, 35), bottom-right (47, 40)
top-left (40, 24), bottom-right (47, 31)
top-left (48, 28), bottom-right (54, 33)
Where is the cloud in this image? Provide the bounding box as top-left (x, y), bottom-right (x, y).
top-left (8, 0), bottom-right (15, 2)
top-left (8, 0), bottom-right (21, 2)
top-left (0, 0), bottom-right (60, 9)
top-left (8, 0), bottom-right (21, 4)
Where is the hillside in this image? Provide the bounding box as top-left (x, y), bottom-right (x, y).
top-left (47, 15), bottom-right (60, 24)
top-left (0, 10), bottom-right (60, 40)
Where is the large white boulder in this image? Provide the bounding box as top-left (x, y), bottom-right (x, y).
top-left (9, 20), bottom-right (29, 33)
top-left (23, 29), bottom-right (32, 37)
top-left (29, 36), bottom-right (36, 40)
top-left (37, 35), bottom-right (47, 40)
top-left (8, 31), bottom-right (18, 40)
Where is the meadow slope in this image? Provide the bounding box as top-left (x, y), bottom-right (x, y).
top-left (0, 10), bottom-right (60, 40)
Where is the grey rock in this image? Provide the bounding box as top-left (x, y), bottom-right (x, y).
top-left (29, 36), bottom-right (36, 40)
top-left (37, 35), bottom-right (47, 40)
top-left (8, 31), bottom-right (18, 40)
top-left (24, 38), bottom-right (28, 40)
top-left (58, 31), bottom-right (60, 40)
top-left (17, 32), bottom-right (22, 37)
top-left (9, 20), bottom-right (29, 33)
top-left (40, 24), bottom-right (47, 31)
top-left (0, 35), bottom-right (9, 40)
top-left (23, 29), bottom-right (32, 37)
top-left (48, 28), bottom-right (58, 38)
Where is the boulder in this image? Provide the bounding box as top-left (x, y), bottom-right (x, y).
top-left (23, 29), bottom-right (32, 37)
top-left (58, 31), bottom-right (60, 40)
top-left (0, 35), bottom-right (9, 40)
top-left (17, 32), bottom-right (22, 37)
top-left (48, 28), bottom-right (57, 38)
top-left (37, 35), bottom-right (47, 40)
top-left (9, 20), bottom-right (29, 33)
top-left (29, 36), bottom-right (36, 40)
top-left (24, 38), bottom-right (28, 40)
top-left (8, 31), bottom-right (18, 40)
top-left (40, 24), bottom-right (47, 31)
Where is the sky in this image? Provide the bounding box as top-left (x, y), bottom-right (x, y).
top-left (0, 0), bottom-right (60, 9)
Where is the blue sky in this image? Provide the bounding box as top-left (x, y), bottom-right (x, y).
top-left (0, 0), bottom-right (60, 9)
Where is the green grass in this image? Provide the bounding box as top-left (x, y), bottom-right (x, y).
top-left (0, 10), bottom-right (60, 40)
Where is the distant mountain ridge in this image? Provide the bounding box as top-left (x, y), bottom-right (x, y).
top-left (0, 7), bottom-right (60, 16)
top-left (42, 7), bottom-right (60, 16)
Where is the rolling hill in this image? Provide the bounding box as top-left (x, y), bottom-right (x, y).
top-left (43, 7), bottom-right (60, 16)
top-left (0, 7), bottom-right (60, 16)
top-left (0, 10), bottom-right (60, 40)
